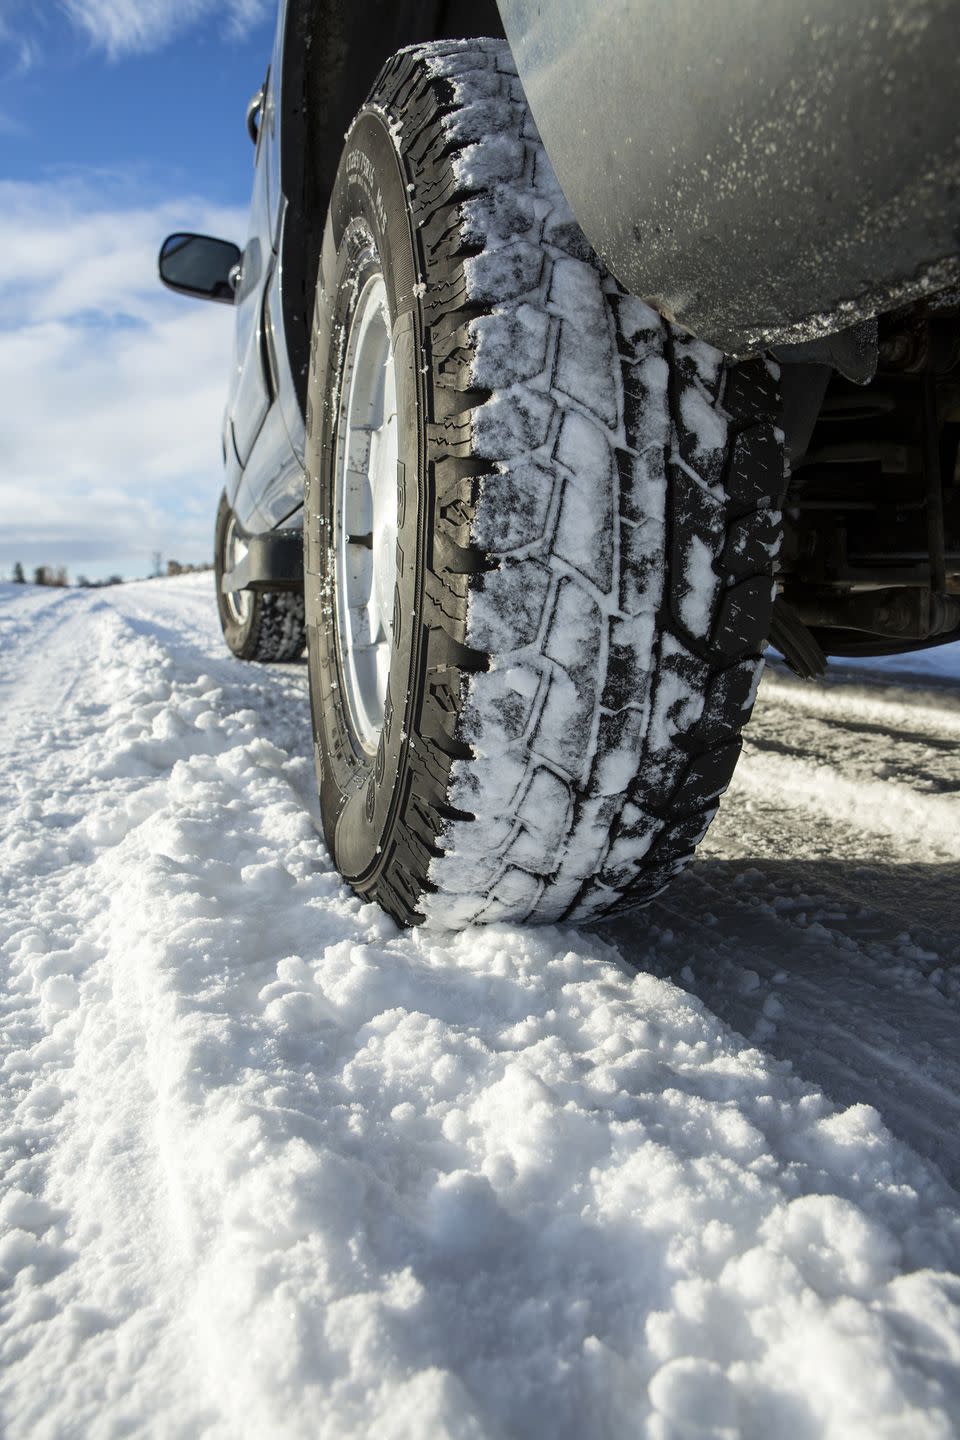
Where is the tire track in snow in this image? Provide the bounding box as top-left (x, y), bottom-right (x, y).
top-left (0, 592), bottom-right (230, 1437)
top-left (732, 748), bottom-right (959, 862)
top-left (613, 665), bottom-right (960, 1191)
top-left (753, 668), bottom-right (960, 794)
top-left (627, 863), bottom-right (960, 1190)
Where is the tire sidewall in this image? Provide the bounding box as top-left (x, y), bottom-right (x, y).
top-left (304, 111), bottom-right (425, 885)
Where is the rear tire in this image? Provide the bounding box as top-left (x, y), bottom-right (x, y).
top-left (214, 492), bottom-right (306, 662)
top-left (304, 40), bottom-right (785, 927)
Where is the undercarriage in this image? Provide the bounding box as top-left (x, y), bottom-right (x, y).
top-left (774, 297), bottom-right (960, 675)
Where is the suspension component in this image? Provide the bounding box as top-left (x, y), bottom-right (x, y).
top-left (778, 307), bottom-right (960, 615)
top-left (787, 587), bottom-right (960, 640)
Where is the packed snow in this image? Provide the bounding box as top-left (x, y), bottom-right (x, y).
top-left (1, 574), bottom-right (959, 1438)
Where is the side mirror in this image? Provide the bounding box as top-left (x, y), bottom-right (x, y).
top-left (158, 232), bottom-right (242, 304)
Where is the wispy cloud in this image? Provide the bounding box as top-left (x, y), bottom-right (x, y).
top-left (0, 4), bottom-right (43, 72)
top-left (0, 178), bottom-right (250, 578)
top-left (61, 0), bottom-right (272, 59)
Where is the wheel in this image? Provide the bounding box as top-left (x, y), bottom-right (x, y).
top-left (304, 40), bottom-right (786, 927)
top-left (214, 492), bottom-right (306, 662)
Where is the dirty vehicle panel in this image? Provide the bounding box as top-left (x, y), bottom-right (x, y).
top-left (497, 0), bottom-right (960, 353)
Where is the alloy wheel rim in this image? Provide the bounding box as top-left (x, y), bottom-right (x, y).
top-left (332, 272), bottom-right (398, 756)
top-left (223, 513), bottom-right (252, 625)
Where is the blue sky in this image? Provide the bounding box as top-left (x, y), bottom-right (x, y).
top-left (2, 1), bottom-right (272, 208)
top-left (0, 0), bottom-right (279, 581)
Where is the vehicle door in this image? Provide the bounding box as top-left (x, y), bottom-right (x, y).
top-left (224, 3), bottom-right (286, 515)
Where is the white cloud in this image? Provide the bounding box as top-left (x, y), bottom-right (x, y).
top-left (0, 179), bottom-right (252, 580)
top-left (61, 0), bottom-right (272, 58)
top-left (0, 4), bottom-right (41, 72)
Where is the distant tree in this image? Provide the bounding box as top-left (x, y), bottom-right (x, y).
top-left (30, 565), bottom-right (69, 587)
top-left (12, 562), bottom-right (25, 583)
top-left (165, 559), bottom-right (213, 576)
top-left (151, 550), bottom-right (163, 578)
top-left (76, 575), bottom-right (91, 588)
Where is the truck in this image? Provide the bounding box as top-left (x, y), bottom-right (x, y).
top-left (158, 0), bottom-right (960, 927)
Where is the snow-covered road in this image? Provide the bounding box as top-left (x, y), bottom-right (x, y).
top-left (1, 574), bottom-right (958, 1439)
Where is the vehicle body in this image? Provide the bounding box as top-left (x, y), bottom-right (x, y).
top-left (159, 0), bottom-right (960, 924)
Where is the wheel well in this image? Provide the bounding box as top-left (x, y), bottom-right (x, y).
top-left (775, 300), bottom-right (960, 664)
top-left (277, 0), bottom-right (505, 414)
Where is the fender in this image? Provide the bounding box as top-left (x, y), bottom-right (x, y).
top-left (496, 0), bottom-right (960, 354)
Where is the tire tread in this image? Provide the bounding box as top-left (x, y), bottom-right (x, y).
top-left (328, 42), bottom-right (784, 926)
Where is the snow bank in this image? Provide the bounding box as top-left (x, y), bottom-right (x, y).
top-left (1, 578), bottom-right (959, 1438)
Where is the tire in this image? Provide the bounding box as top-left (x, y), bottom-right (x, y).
top-left (304, 39), bottom-right (786, 928)
top-left (214, 492), bottom-right (306, 662)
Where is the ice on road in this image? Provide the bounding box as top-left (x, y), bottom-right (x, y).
top-left (1, 575), bottom-right (958, 1439)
